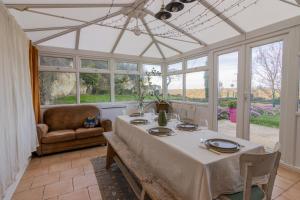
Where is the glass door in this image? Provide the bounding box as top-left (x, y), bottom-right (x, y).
top-left (217, 51), bottom-right (239, 137)
top-left (248, 41), bottom-right (283, 151)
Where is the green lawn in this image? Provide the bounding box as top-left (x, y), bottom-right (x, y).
top-left (250, 114), bottom-right (280, 128)
top-left (53, 94), bottom-right (158, 104)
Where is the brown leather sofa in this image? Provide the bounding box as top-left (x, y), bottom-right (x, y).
top-left (36, 105), bottom-right (112, 155)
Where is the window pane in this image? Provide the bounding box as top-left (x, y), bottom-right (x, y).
top-left (81, 59), bottom-right (108, 70)
top-left (115, 74), bottom-right (139, 101)
top-left (116, 62), bottom-right (138, 71)
top-left (187, 56), bottom-right (208, 69)
top-left (167, 74), bottom-right (183, 100)
top-left (168, 62), bottom-right (182, 72)
top-left (144, 75), bottom-right (163, 100)
top-left (80, 73), bottom-right (110, 103)
top-left (143, 64), bottom-right (161, 73)
top-left (40, 56), bottom-right (73, 68)
top-left (39, 72), bottom-right (76, 105)
top-left (186, 71), bottom-right (209, 102)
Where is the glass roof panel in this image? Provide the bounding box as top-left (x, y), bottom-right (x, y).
top-left (79, 25), bottom-right (121, 52)
top-left (8, 9), bottom-right (82, 29)
top-left (3, 0), bottom-right (134, 3)
top-left (143, 44), bottom-right (162, 58)
top-left (26, 30), bottom-right (65, 42)
top-left (29, 7), bottom-right (121, 22)
top-left (115, 30), bottom-right (152, 56)
top-left (221, 0), bottom-right (300, 32)
top-left (158, 44), bottom-right (178, 58)
top-left (40, 31), bottom-right (76, 49)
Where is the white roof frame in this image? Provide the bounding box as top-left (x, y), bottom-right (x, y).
top-left (5, 0), bottom-right (299, 59)
top-left (5, 3), bottom-right (134, 9)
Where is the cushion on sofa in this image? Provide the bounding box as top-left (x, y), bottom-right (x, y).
top-left (75, 127), bottom-right (104, 139)
top-left (42, 130), bottom-right (76, 144)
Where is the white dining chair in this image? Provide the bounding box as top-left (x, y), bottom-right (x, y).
top-left (219, 151), bottom-right (281, 200)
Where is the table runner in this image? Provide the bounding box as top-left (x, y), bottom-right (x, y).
top-left (114, 114), bottom-right (264, 200)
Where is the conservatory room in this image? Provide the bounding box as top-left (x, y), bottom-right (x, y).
top-left (1, 0), bottom-right (300, 200)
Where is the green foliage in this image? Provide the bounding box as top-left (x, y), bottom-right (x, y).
top-left (228, 100), bottom-right (237, 108)
top-left (250, 114), bottom-right (280, 128)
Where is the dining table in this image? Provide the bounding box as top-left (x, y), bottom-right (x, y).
top-left (114, 113), bottom-right (264, 200)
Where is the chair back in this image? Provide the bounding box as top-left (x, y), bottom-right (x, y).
top-left (240, 151), bottom-right (281, 200)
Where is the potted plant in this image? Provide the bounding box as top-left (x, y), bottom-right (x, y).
top-left (154, 94), bottom-right (170, 113)
top-left (228, 100), bottom-right (237, 123)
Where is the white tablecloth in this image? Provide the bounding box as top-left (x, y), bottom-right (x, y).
top-left (114, 114), bottom-right (264, 200)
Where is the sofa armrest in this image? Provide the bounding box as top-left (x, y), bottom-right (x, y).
top-left (36, 124), bottom-right (48, 142)
top-left (100, 119), bottom-right (112, 132)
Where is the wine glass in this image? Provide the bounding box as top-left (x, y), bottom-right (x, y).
top-left (197, 119), bottom-right (208, 130)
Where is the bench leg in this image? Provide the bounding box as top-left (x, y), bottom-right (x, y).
top-left (140, 188), bottom-right (146, 200)
top-left (106, 143), bottom-right (115, 169)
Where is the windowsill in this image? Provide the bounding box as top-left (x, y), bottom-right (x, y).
top-left (169, 100), bottom-right (209, 107)
top-left (40, 101), bottom-right (138, 109)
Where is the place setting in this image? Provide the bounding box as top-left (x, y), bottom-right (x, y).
top-left (200, 138), bottom-right (241, 155)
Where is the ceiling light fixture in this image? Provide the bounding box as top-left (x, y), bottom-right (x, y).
top-left (155, 1), bottom-right (172, 20)
top-left (133, 17), bottom-right (142, 36)
top-left (166, 0), bottom-right (185, 12)
top-left (180, 0), bottom-right (196, 3)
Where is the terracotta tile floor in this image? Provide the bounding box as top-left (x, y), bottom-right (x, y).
top-left (13, 146), bottom-right (300, 200)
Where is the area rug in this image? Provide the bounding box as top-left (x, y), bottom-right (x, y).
top-left (90, 156), bottom-right (138, 200)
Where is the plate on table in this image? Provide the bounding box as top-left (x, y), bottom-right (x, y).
top-left (129, 113), bottom-right (144, 117)
top-left (205, 138), bottom-right (240, 153)
top-left (176, 123), bottom-right (198, 131)
top-left (148, 127), bottom-right (175, 137)
top-left (130, 119), bottom-right (148, 125)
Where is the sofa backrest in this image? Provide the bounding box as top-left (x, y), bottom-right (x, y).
top-left (44, 105), bottom-right (100, 131)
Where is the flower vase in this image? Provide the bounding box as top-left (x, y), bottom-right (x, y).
top-left (158, 110), bottom-right (168, 126)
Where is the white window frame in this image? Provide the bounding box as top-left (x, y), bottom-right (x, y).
top-left (166, 55), bottom-right (209, 104)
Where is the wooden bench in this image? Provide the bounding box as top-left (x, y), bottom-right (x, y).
top-left (104, 132), bottom-right (182, 200)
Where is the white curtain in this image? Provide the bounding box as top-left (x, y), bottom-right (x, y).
top-left (0, 2), bottom-right (38, 198)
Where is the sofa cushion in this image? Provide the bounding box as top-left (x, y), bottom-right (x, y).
top-left (44, 105), bottom-right (100, 131)
top-left (75, 127), bottom-right (104, 139)
top-left (42, 130), bottom-right (76, 144)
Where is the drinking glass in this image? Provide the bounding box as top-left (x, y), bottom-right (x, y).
top-left (197, 119), bottom-right (208, 130)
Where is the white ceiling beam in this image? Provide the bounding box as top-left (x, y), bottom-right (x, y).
top-left (197, 0), bottom-right (245, 34)
top-left (141, 17), bottom-right (165, 59)
top-left (75, 30), bottom-right (80, 50)
top-left (5, 3), bottom-right (133, 9)
top-left (156, 40), bottom-right (182, 54)
top-left (34, 10), bottom-right (123, 45)
top-left (279, 0), bottom-right (300, 7)
top-left (110, 16), bottom-right (132, 53)
top-left (24, 26), bottom-right (75, 32)
top-left (143, 9), bottom-right (207, 46)
top-left (140, 41), bottom-right (154, 56)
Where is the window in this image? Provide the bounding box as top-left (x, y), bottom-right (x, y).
top-left (79, 73), bottom-right (111, 103)
top-left (167, 74), bottom-right (183, 100)
top-left (143, 64), bottom-right (161, 73)
top-left (186, 71), bottom-right (209, 102)
top-left (142, 64), bottom-right (162, 100)
top-left (40, 56), bottom-right (73, 68)
top-left (168, 62), bottom-right (182, 72)
top-left (39, 72), bottom-right (76, 105)
top-left (187, 56), bottom-right (208, 69)
top-left (144, 75), bottom-right (163, 100)
top-left (115, 74), bottom-right (139, 101)
top-left (116, 62), bottom-right (138, 71)
top-left (81, 59), bottom-right (108, 70)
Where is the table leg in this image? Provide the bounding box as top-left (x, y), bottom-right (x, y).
top-left (106, 143), bottom-right (115, 169)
